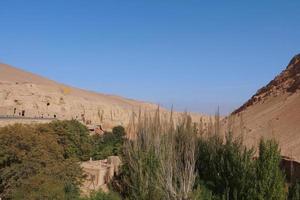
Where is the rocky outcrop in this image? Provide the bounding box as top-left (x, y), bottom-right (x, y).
top-left (233, 54), bottom-right (300, 114)
top-left (227, 54), bottom-right (300, 162)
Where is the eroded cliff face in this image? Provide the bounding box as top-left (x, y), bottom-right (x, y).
top-left (0, 63), bottom-right (207, 129)
top-left (0, 81), bottom-right (140, 128)
top-left (226, 54), bottom-right (300, 162)
top-left (0, 63), bottom-right (161, 128)
top-left (233, 54), bottom-right (300, 114)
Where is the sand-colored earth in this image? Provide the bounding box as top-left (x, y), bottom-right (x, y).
top-left (0, 63), bottom-right (208, 129)
top-left (224, 54), bottom-right (300, 162)
top-left (1, 54), bottom-right (300, 162)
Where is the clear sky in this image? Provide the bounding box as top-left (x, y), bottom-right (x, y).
top-left (0, 0), bottom-right (299, 114)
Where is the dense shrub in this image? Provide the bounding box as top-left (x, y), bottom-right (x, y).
top-left (196, 134), bottom-right (286, 200)
top-left (115, 112), bottom-right (197, 200)
top-left (288, 180), bottom-right (300, 200)
top-left (0, 116), bottom-right (289, 200)
top-left (0, 121), bottom-right (126, 200)
top-left (80, 190), bottom-right (121, 200)
top-left (91, 125), bottom-right (126, 160)
top-left (196, 134), bottom-right (255, 200)
top-left (46, 120), bottom-right (93, 161)
top-left (0, 123), bottom-right (83, 200)
top-left (190, 185), bottom-right (217, 200)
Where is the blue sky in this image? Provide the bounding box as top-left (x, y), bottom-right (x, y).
top-left (0, 0), bottom-right (299, 114)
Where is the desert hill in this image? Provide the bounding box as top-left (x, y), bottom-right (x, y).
top-left (0, 63), bottom-right (208, 128)
top-left (226, 54), bottom-right (300, 161)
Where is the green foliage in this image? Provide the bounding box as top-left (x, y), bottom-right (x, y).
top-left (12, 174), bottom-right (66, 200)
top-left (0, 121), bottom-right (125, 200)
top-left (196, 133), bottom-right (255, 200)
top-left (0, 116), bottom-right (289, 200)
top-left (80, 190), bottom-right (121, 200)
top-left (112, 126), bottom-right (126, 139)
top-left (255, 139), bottom-right (286, 200)
top-left (288, 181), bottom-right (300, 200)
top-left (115, 113), bottom-right (197, 200)
top-left (46, 120), bottom-right (93, 161)
top-left (121, 147), bottom-right (163, 200)
top-left (190, 185), bottom-right (216, 200)
top-left (196, 135), bottom-right (286, 200)
top-left (0, 123), bottom-right (83, 200)
top-left (92, 126), bottom-right (126, 160)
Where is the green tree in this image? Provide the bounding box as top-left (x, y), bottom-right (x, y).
top-left (92, 126), bottom-right (126, 160)
top-left (254, 139), bottom-right (286, 200)
top-left (196, 133), bottom-right (255, 200)
top-left (0, 123), bottom-right (83, 200)
top-left (46, 120), bottom-right (93, 160)
top-left (12, 175), bottom-right (66, 200)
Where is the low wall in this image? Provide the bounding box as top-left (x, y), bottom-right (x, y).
top-left (80, 156), bottom-right (121, 196)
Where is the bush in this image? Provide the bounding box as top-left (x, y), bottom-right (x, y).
top-left (196, 133), bottom-right (255, 200)
top-left (0, 121), bottom-right (126, 200)
top-left (116, 111), bottom-right (197, 200)
top-left (0, 116), bottom-right (288, 200)
top-left (288, 181), bottom-right (300, 200)
top-left (195, 134), bottom-right (286, 200)
top-left (0, 123), bottom-right (83, 200)
top-left (190, 185), bottom-right (216, 200)
top-left (46, 120), bottom-right (93, 161)
top-left (92, 126), bottom-right (126, 160)
top-left (80, 190), bottom-right (121, 200)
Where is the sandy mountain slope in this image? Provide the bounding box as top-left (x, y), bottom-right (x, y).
top-left (0, 63), bottom-right (208, 128)
top-left (225, 54), bottom-right (300, 161)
